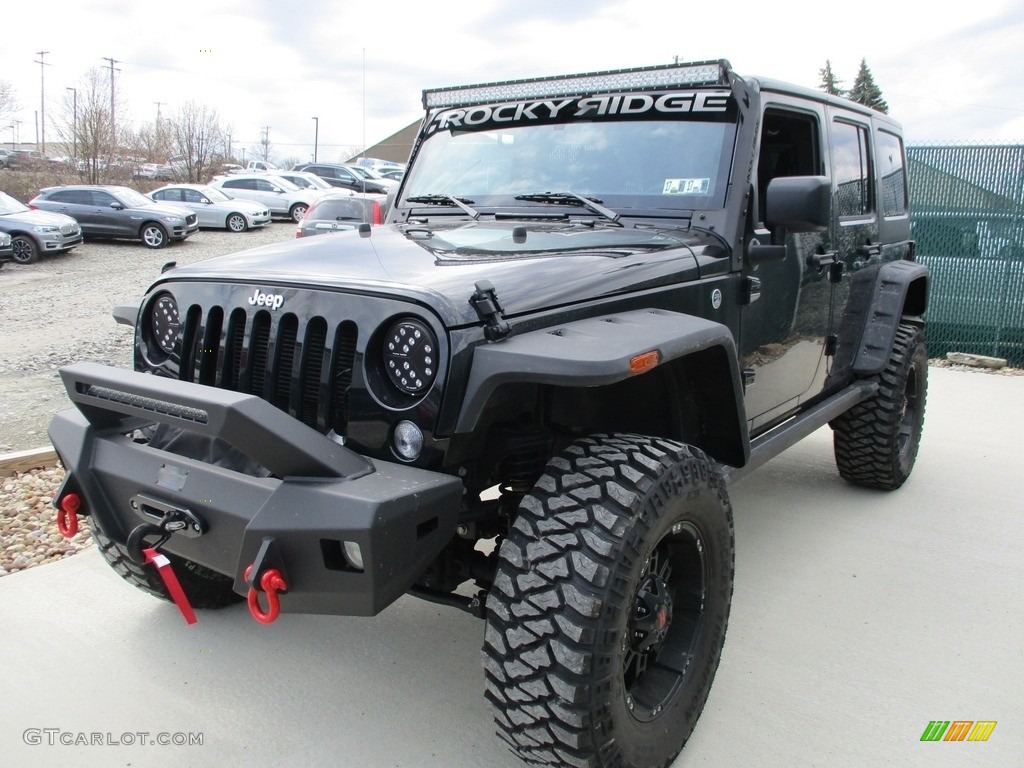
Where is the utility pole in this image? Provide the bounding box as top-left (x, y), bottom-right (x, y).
top-left (312, 116), bottom-right (318, 162)
top-left (261, 126), bottom-right (270, 161)
top-left (102, 57), bottom-right (122, 153)
top-left (153, 101), bottom-right (165, 159)
top-left (66, 87), bottom-right (78, 159)
top-left (35, 51), bottom-right (50, 154)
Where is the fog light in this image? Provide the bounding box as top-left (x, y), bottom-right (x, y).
top-left (393, 420), bottom-right (424, 461)
top-left (343, 541), bottom-right (364, 571)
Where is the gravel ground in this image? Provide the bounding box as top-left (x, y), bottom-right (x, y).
top-left (1, 227), bottom-right (1021, 578)
top-left (0, 222), bottom-right (296, 576)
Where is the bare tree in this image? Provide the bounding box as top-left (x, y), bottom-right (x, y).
top-left (54, 68), bottom-right (116, 183)
top-left (167, 101), bottom-right (223, 182)
top-left (0, 80), bottom-right (18, 131)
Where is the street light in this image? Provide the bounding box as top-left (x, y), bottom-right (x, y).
top-left (312, 116), bottom-right (318, 163)
top-left (66, 87), bottom-right (78, 160)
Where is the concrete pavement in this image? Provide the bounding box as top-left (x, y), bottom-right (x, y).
top-left (1, 365), bottom-right (1021, 768)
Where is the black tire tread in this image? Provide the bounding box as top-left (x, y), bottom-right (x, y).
top-left (483, 434), bottom-right (734, 768)
top-left (832, 322), bottom-right (927, 489)
top-left (93, 525), bottom-right (240, 609)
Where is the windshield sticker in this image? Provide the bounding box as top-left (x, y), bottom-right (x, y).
top-left (663, 178), bottom-right (711, 195)
top-left (425, 91), bottom-right (734, 136)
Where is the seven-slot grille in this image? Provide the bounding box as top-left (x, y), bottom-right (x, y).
top-left (176, 304), bottom-right (358, 436)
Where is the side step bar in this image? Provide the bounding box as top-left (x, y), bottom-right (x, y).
top-left (721, 380), bottom-right (877, 485)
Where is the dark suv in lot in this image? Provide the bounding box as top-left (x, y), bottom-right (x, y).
top-left (49, 60), bottom-right (928, 768)
top-left (292, 162), bottom-right (391, 194)
top-left (30, 185), bottom-right (198, 248)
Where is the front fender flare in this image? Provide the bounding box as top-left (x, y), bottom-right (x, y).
top-left (455, 308), bottom-right (750, 465)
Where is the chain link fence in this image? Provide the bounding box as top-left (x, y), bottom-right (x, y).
top-left (909, 144), bottom-right (1024, 365)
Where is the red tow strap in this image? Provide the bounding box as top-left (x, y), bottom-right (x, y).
top-left (143, 547), bottom-right (197, 625)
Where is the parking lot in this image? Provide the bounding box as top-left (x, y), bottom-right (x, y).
top-left (1, 364), bottom-right (1020, 768)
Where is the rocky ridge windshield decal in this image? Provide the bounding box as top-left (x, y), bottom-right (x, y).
top-left (424, 90), bottom-right (734, 136)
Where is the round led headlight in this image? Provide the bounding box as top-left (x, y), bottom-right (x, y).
top-left (383, 318), bottom-right (437, 395)
top-left (150, 293), bottom-right (180, 354)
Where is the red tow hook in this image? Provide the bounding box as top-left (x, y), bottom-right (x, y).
top-left (56, 493), bottom-right (82, 538)
top-left (244, 564), bottom-right (288, 624)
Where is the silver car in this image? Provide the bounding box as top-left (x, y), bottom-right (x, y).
top-left (209, 173), bottom-right (325, 222)
top-left (0, 190), bottom-right (84, 264)
top-left (149, 184), bottom-right (271, 232)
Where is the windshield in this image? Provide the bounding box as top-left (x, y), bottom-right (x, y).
top-left (0, 191), bottom-right (29, 214)
top-left (289, 174), bottom-right (332, 190)
top-left (197, 186), bottom-right (230, 201)
top-left (403, 106), bottom-right (736, 212)
top-left (268, 176), bottom-right (301, 192)
top-left (114, 187), bottom-right (156, 207)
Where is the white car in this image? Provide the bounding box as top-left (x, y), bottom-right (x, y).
top-left (274, 170), bottom-right (336, 191)
top-left (209, 173), bottom-right (325, 222)
top-left (149, 184), bottom-right (272, 232)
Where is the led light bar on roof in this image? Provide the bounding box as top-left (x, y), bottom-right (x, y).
top-left (423, 60), bottom-right (731, 109)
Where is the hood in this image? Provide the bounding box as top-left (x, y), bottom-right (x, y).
top-left (160, 220), bottom-right (709, 327)
top-left (0, 207), bottom-right (78, 228)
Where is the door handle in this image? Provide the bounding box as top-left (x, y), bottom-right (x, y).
top-left (858, 243), bottom-right (883, 258)
top-left (807, 250), bottom-right (837, 268)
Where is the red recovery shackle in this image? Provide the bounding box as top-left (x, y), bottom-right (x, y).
top-left (244, 564), bottom-right (288, 624)
top-left (56, 493), bottom-right (82, 538)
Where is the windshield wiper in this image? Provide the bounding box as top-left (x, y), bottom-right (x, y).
top-left (513, 192), bottom-right (621, 225)
top-left (405, 194), bottom-right (480, 219)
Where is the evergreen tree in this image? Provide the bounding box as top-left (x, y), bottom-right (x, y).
top-left (818, 60), bottom-right (844, 97)
top-left (848, 58), bottom-right (889, 113)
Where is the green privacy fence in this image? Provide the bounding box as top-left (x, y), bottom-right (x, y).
top-left (908, 144), bottom-right (1024, 365)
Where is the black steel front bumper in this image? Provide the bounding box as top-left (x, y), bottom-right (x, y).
top-left (48, 363), bottom-right (463, 616)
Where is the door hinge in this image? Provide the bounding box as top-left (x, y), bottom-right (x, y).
top-left (825, 334), bottom-right (838, 357)
top-left (741, 368), bottom-right (756, 391)
top-left (742, 276), bottom-right (762, 305)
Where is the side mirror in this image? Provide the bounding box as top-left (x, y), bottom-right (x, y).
top-left (110, 202), bottom-right (124, 210)
top-left (201, 198), bottom-right (212, 204)
top-left (764, 176), bottom-right (830, 233)
top-left (271, 187), bottom-right (283, 193)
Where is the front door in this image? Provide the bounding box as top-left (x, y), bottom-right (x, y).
top-left (740, 105), bottom-right (834, 432)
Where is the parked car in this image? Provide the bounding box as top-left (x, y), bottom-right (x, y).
top-left (0, 231), bottom-right (12, 266)
top-left (376, 166), bottom-right (405, 182)
top-left (345, 164), bottom-right (400, 191)
top-left (7, 150), bottom-right (51, 170)
top-left (134, 163), bottom-right (175, 181)
top-left (291, 162), bottom-right (392, 194)
top-left (0, 149), bottom-right (15, 169)
top-left (0, 190), bottom-right (84, 264)
top-left (149, 184), bottom-right (271, 232)
top-left (274, 170), bottom-right (335, 191)
top-left (294, 191), bottom-right (385, 238)
top-left (29, 185), bottom-right (198, 248)
top-left (209, 173), bottom-right (324, 222)
top-left (219, 163), bottom-right (245, 175)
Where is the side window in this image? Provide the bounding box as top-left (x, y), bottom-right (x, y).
top-left (831, 120), bottom-right (871, 218)
top-left (92, 191), bottom-right (117, 207)
top-left (49, 190), bottom-right (75, 203)
top-left (254, 180), bottom-right (274, 191)
top-left (876, 130), bottom-right (907, 217)
top-left (337, 168), bottom-right (357, 182)
top-left (183, 189), bottom-right (204, 203)
top-left (756, 109), bottom-right (821, 223)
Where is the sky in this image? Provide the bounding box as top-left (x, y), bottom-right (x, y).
top-left (2, 0), bottom-right (1023, 165)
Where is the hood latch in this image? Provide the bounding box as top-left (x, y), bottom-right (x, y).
top-left (470, 280), bottom-right (511, 341)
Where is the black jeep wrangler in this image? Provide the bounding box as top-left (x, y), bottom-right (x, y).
top-left (49, 60), bottom-right (928, 768)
